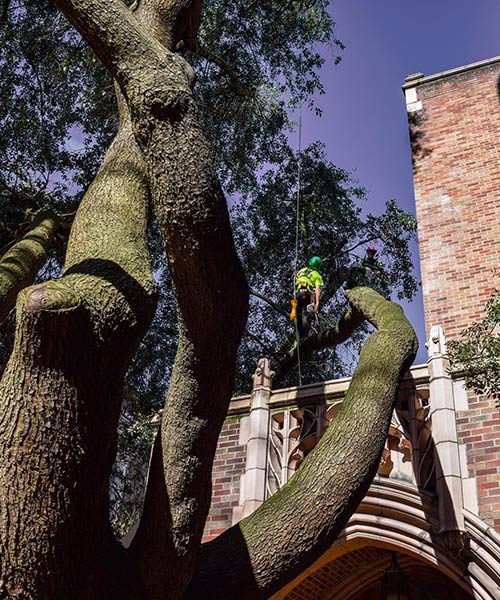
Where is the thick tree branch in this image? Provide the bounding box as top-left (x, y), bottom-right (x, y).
top-left (185, 287), bottom-right (418, 600)
top-left (0, 212), bottom-right (58, 325)
top-left (187, 45), bottom-right (250, 95)
top-left (53, 1), bottom-right (252, 597)
top-left (1, 14), bottom-right (158, 593)
top-left (51, 0), bottom-right (153, 74)
top-left (0, 102), bottom-right (157, 596)
top-left (273, 296), bottom-right (365, 386)
top-left (50, 0), bottom-right (195, 91)
top-left (47, 2), bottom-right (248, 597)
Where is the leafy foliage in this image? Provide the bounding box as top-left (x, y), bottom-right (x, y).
top-left (447, 291), bottom-right (500, 406)
top-left (110, 411), bottom-right (156, 537)
top-left (0, 0), bottom-right (116, 243)
top-left (193, 0), bottom-right (341, 194)
top-left (232, 142), bottom-right (417, 390)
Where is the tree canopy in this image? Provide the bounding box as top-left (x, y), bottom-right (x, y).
top-left (1, 0), bottom-right (419, 536)
top-left (0, 0), bottom-right (418, 386)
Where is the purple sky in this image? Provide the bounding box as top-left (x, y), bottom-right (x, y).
top-left (300, 0), bottom-right (500, 363)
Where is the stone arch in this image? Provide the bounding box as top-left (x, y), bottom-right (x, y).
top-left (273, 479), bottom-right (500, 600)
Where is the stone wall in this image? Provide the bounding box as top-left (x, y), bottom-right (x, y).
top-left (202, 359), bottom-right (467, 542)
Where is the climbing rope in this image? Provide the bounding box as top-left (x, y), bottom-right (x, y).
top-left (293, 104), bottom-right (302, 276)
top-left (292, 102), bottom-right (303, 386)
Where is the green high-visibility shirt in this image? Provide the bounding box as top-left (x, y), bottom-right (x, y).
top-left (295, 267), bottom-right (324, 291)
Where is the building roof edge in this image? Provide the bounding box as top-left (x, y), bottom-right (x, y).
top-left (402, 55), bottom-right (500, 90)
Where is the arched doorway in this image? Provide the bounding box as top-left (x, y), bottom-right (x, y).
top-left (323, 546), bottom-right (471, 599)
top-left (272, 479), bottom-right (500, 600)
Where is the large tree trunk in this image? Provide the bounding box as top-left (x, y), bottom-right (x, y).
top-left (0, 105), bottom-right (157, 597)
top-left (0, 1), bottom-right (248, 598)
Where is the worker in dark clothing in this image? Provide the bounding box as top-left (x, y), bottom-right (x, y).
top-left (342, 246), bottom-right (384, 289)
top-left (361, 245), bottom-right (384, 273)
top-left (360, 245), bottom-right (384, 286)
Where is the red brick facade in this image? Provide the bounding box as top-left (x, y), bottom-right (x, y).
top-left (202, 419), bottom-right (246, 541)
top-left (406, 57), bottom-right (500, 528)
top-left (456, 390), bottom-right (500, 530)
top-left (408, 59), bottom-right (500, 337)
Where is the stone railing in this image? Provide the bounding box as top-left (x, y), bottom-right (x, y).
top-left (230, 326), bottom-right (475, 545)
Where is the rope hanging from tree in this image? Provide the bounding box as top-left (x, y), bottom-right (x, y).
top-left (293, 102), bottom-right (303, 386)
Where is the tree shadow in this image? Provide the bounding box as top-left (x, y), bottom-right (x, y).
top-left (395, 373), bottom-right (475, 594)
top-left (399, 375), bottom-right (471, 539)
top-left (408, 111), bottom-right (433, 172)
top-left (186, 523), bottom-right (259, 598)
top-left (64, 258), bottom-right (156, 329)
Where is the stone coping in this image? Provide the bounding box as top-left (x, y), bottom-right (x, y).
top-left (227, 363), bottom-right (430, 417)
top-left (402, 55), bottom-right (500, 90)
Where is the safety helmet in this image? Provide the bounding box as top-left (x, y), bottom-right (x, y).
top-left (367, 245), bottom-right (377, 254)
top-left (308, 256), bottom-right (322, 270)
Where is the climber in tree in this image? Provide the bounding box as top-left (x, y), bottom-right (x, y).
top-left (292, 256), bottom-right (324, 339)
top-left (361, 245), bottom-right (384, 273)
top-left (341, 246), bottom-right (384, 290)
top-left (360, 245), bottom-right (384, 286)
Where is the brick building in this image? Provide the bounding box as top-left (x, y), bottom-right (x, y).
top-left (199, 56), bottom-right (500, 599)
top-left (404, 56), bottom-right (500, 534)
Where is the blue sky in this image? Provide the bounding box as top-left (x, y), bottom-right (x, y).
top-left (300, 0), bottom-right (500, 363)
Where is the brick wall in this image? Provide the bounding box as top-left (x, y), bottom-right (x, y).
top-left (407, 57), bottom-right (500, 527)
top-left (410, 60), bottom-right (500, 338)
top-left (456, 390), bottom-right (500, 529)
top-left (202, 419), bottom-right (246, 541)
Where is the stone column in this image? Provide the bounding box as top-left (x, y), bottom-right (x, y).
top-left (427, 325), bottom-right (466, 548)
top-left (240, 358), bottom-right (274, 518)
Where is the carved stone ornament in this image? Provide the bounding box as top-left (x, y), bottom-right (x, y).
top-left (252, 357), bottom-right (275, 390)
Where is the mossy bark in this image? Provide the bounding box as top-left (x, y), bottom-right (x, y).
top-left (0, 213), bottom-right (58, 324)
top-left (185, 288), bottom-right (418, 600)
top-left (0, 104), bottom-right (157, 597)
top-left (273, 300), bottom-right (366, 386)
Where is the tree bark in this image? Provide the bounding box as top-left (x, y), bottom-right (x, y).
top-left (0, 212), bottom-right (58, 324)
top-left (0, 103), bottom-right (157, 597)
top-left (0, 3), bottom-right (419, 600)
top-left (272, 299), bottom-right (366, 386)
top-left (185, 287), bottom-right (418, 600)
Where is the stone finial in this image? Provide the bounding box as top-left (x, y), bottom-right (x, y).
top-left (252, 358), bottom-right (274, 390)
top-left (428, 325), bottom-right (447, 358)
